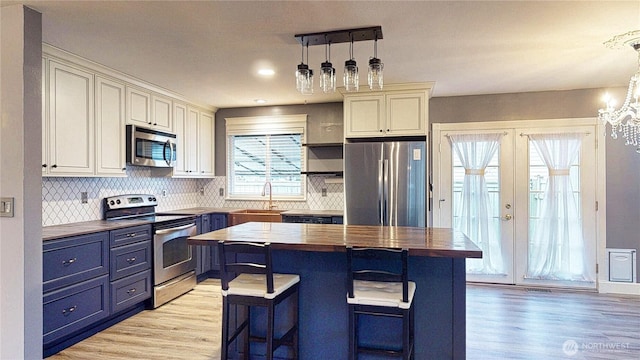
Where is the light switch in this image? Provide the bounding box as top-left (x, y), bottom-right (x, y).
top-left (0, 197), bottom-right (14, 217)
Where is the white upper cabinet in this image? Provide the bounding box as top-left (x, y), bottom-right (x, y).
top-left (127, 88), bottom-right (173, 132)
top-left (95, 76), bottom-right (126, 176)
top-left (126, 87), bottom-right (151, 128)
top-left (46, 59), bottom-right (95, 175)
top-left (343, 83), bottom-right (433, 138)
top-left (151, 94), bottom-right (173, 132)
top-left (173, 102), bottom-right (188, 175)
top-left (172, 106), bottom-right (215, 178)
top-left (198, 111), bottom-right (215, 177)
top-left (42, 44), bottom-right (216, 177)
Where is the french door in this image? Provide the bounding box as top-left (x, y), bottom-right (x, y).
top-left (433, 119), bottom-right (602, 289)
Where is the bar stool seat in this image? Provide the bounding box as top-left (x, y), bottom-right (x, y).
top-left (347, 247), bottom-right (415, 360)
top-left (223, 273), bottom-right (300, 299)
top-left (219, 241), bottom-right (300, 360)
top-left (348, 279), bottom-right (416, 309)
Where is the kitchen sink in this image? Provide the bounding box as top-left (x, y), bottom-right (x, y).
top-left (228, 209), bottom-right (283, 226)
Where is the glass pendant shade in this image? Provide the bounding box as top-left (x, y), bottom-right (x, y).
top-left (296, 64), bottom-right (314, 95)
top-left (368, 57), bottom-right (384, 90)
top-left (296, 63), bottom-right (313, 94)
top-left (344, 59), bottom-right (359, 92)
top-left (320, 61), bottom-right (336, 93)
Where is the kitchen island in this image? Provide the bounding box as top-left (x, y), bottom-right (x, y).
top-left (189, 222), bottom-right (481, 359)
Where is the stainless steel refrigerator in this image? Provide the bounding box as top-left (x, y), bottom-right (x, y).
top-left (344, 141), bottom-right (427, 227)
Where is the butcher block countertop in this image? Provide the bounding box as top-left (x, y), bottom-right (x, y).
top-left (189, 222), bottom-right (482, 258)
top-left (42, 218), bottom-right (154, 241)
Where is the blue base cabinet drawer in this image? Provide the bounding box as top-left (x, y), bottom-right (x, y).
top-left (43, 274), bottom-right (110, 345)
top-left (43, 232), bottom-right (109, 292)
top-left (110, 241), bottom-right (151, 281)
top-left (110, 224), bottom-right (152, 247)
top-left (111, 270), bottom-right (152, 313)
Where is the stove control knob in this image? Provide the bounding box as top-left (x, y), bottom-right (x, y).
top-left (116, 199), bottom-right (121, 205)
top-left (152, 197), bottom-right (157, 202)
top-left (109, 200), bottom-right (115, 206)
top-left (148, 197), bottom-right (153, 202)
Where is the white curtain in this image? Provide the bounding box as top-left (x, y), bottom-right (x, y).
top-left (527, 133), bottom-right (593, 281)
top-left (449, 133), bottom-right (504, 275)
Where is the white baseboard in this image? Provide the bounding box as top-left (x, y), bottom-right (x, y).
top-left (599, 281), bottom-right (640, 295)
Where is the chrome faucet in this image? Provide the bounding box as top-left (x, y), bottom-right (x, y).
top-left (261, 181), bottom-right (274, 210)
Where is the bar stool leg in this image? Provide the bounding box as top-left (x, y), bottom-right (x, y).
top-left (348, 306), bottom-right (356, 360)
top-left (403, 308), bottom-right (410, 360)
top-left (266, 301), bottom-right (275, 360)
top-left (243, 306), bottom-right (250, 360)
top-left (221, 297), bottom-right (229, 360)
top-left (293, 288), bottom-right (299, 360)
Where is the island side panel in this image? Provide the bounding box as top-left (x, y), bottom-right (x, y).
top-left (259, 250), bottom-right (463, 359)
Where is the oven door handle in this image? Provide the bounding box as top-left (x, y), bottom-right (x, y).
top-left (155, 223), bottom-right (195, 234)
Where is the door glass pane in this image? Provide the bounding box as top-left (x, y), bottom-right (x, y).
top-left (528, 140), bottom-right (587, 281)
top-left (453, 149), bottom-right (503, 274)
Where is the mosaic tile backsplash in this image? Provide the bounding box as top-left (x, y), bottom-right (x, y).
top-left (43, 167), bottom-right (344, 226)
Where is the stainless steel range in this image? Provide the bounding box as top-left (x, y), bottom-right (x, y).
top-left (103, 194), bottom-right (197, 308)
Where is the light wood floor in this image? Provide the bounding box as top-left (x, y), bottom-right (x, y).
top-left (48, 279), bottom-right (640, 360)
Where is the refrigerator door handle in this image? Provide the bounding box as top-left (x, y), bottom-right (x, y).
top-left (383, 159), bottom-right (389, 226)
top-left (378, 159), bottom-right (384, 224)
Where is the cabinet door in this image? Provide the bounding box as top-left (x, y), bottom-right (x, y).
top-left (173, 103), bottom-right (188, 176)
top-left (95, 76), bottom-right (126, 176)
top-left (209, 214), bottom-right (227, 270)
top-left (126, 87), bottom-right (151, 127)
top-left (198, 111), bottom-right (215, 176)
top-left (151, 94), bottom-right (173, 132)
top-left (386, 91), bottom-right (427, 136)
top-left (344, 94), bottom-right (385, 138)
top-left (48, 60), bottom-right (95, 175)
top-left (185, 107), bottom-right (200, 174)
top-left (42, 57), bottom-right (49, 174)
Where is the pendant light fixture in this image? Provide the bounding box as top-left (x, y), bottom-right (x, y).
top-left (344, 33), bottom-right (359, 92)
top-left (368, 30), bottom-right (384, 90)
top-left (320, 36), bottom-right (336, 94)
top-left (294, 26), bottom-right (382, 95)
top-left (295, 37), bottom-right (314, 95)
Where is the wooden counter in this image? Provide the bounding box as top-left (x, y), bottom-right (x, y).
top-left (189, 221), bottom-right (481, 258)
top-left (190, 222), bottom-right (479, 359)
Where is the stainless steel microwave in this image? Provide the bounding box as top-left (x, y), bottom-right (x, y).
top-left (126, 125), bottom-right (177, 167)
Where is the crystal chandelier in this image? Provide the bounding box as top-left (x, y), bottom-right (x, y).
top-left (598, 30), bottom-right (640, 152)
top-left (294, 26), bottom-right (382, 95)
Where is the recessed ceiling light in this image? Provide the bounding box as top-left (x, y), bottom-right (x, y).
top-left (258, 69), bottom-right (275, 76)
top-left (254, 99), bottom-right (267, 104)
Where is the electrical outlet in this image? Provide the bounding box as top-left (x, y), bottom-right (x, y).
top-left (199, 187), bottom-right (205, 196)
top-left (80, 192), bottom-right (88, 204)
top-left (219, 188), bottom-right (224, 196)
top-left (321, 188), bottom-right (327, 197)
top-left (162, 189), bottom-right (167, 197)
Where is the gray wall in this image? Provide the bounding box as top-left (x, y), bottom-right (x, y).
top-left (0, 5), bottom-right (43, 359)
top-left (214, 102), bottom-right (343, 175)
top-left (431, 88), bottom-right (640, 281)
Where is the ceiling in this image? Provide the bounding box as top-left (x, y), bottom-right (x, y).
top-left (5, 1), bottom-right (640, 109)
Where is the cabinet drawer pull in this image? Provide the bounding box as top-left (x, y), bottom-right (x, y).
top-left (126, 257), bottom-right (137, 264)
top-left (127, 288), bottom-right (137, 295)
top-left (62, 305), bottom-right (77, 316)
top-left (126, 233), bottom-right (136, 238)
top-left (62, 258), bottom-right (77, 266)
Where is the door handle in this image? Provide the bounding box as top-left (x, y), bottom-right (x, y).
top-left (502, 214), bottom-right (512, 221)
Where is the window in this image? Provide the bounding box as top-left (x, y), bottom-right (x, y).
top-left (226, 115), bottom-right (306, 200)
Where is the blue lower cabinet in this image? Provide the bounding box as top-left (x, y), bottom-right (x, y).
top-left (110, 240), bottom-right (152, 281)
top-left (110, 270), bottom-right (152, 314)
top-left (43, 274), bottom-right (110, 345)
top-left (43, 232), bottom-right (109, 293)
